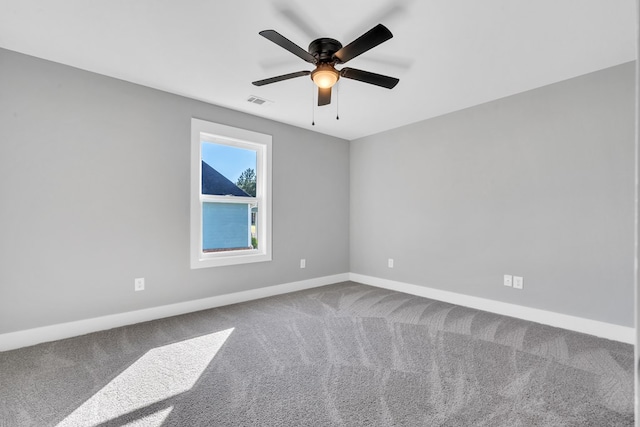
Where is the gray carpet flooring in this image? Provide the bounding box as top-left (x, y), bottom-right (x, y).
top-left (0, 281), bottom-right (634, 426)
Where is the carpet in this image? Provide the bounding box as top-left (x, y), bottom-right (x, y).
top-left (0, 281), bottom-right (634, 426)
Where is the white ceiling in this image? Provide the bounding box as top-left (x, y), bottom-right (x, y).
top-left (0, 0), bottom-right (636, 140)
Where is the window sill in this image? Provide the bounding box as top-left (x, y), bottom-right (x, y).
top-left (190, 251), bottom-right (271, 269)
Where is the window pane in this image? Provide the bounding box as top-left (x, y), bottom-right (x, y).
top-left (202, 202), bottom-right (252, 252)
top-left (201, 142), bottom-right (257, 196)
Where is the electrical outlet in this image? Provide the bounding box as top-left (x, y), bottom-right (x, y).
top-left (513, 276), bottom-right (524, 290)
top-left (504, 274), bottom-right (513, 287)
top-left (134, 278), bottom-right (145, 292)
top-left (300, 258), bottom-right (306, 269)
top-left (388, 258), bottom-right (394, 268)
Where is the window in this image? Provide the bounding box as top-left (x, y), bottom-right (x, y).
top-left (191, 119), bottom-right (272, 268)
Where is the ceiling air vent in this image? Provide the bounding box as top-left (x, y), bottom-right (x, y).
top-left (247, 95), bottom-right (271, 105)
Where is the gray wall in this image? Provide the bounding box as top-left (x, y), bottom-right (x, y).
top-left (0, 48), bottom-right (350, 334)
top-left (1, 46), bottom-right (634, 335)
top-left (635, 6), bottom-right (639, 423)
top-left (350, 62), bottom-right (636, 327)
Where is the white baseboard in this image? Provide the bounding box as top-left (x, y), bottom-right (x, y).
top-left (1, 272), bottom-right (632, 351)
top-left (0, 273), bottom-right (349, 352)
top-left (349, 273), bottom-right (634, 344)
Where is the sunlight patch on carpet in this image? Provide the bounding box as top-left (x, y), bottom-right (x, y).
top-left (57, 328), bottom-right (234, 427)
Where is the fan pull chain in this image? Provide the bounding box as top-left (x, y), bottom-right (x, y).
top-left (311, 82), bottom-right (315, 126)
top-left (336, 81), bottom-right (340, 120)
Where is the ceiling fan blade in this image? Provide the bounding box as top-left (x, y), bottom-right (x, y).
top-left (252, 70), bottom-right (311, 86)
top-left (318, 87), bottom-right (331, 106)
top-left (333, 24), bottom-right (393, 64)
top-left (259, 30), bottom-right (317, 64)
top-left (340, 68), bottom-right (399, 89)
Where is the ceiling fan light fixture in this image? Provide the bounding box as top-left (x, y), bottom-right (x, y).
top-left (311, 64), bottom-right (339, 89)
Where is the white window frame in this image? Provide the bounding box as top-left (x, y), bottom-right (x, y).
top-left (190, 118), bottom-right (272, 268)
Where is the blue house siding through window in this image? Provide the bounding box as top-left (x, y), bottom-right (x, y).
top-left (202, 203), bottom-right (250, 250)
top-left (201, 161), bottom-right (252, 251)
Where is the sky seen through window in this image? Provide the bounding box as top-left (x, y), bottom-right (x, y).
top-left (201, 142), bottom-right (256, 183)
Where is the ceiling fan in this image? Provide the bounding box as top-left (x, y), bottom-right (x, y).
top-left (252, 24), bottom-right (399, 106)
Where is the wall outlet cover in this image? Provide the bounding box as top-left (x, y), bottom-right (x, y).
top-left (134, 278), bottom-right (145, 291)
top-left (388, 258), bottom-right (394, 268)
top-left (513, 276), bottom-right (524, 289)
top-left (504, 274), bottom-right (513, 287)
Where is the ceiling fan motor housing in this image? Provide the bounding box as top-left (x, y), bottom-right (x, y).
top-left (308, 38), bottom-right (343, 63)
